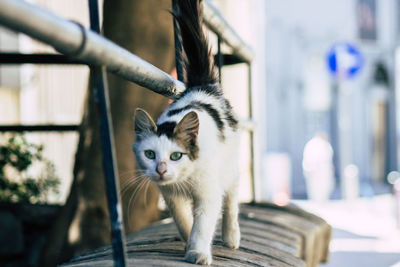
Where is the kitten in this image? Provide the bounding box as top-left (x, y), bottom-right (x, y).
top-left (133, 0), bottom-right (240, 264)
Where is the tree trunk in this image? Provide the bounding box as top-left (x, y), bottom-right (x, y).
top-left (40, 0), bottom-right (175, 265)
top-left (103, 0), bottom-right (175, 234)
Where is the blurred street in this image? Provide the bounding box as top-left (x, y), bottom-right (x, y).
top-left (295, 194), bottom-right (400, 267)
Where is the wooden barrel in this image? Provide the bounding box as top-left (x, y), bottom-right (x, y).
top-left (61, 203), bottom-right (331, 267)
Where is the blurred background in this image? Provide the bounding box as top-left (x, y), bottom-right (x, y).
top-left (0, 0), bottom-right (399, 266)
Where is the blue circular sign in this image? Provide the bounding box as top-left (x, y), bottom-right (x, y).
top-left (327, 42), bottom-right (363, 79)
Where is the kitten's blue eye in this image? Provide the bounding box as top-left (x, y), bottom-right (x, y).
top-left (144, 150), bottom-right (155, 159)
top-left (170, 152), bottom-right (183, 161)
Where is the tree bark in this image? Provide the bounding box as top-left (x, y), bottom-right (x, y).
top-left (103, 0), bottom-right (175, 234)
top-left (40, 0), bottom-right (175, 265)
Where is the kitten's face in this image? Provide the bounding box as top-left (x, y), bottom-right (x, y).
top-left (134, 135), bottom-right (191, 185)
top-left (133, 108), bottom-right (199, 186)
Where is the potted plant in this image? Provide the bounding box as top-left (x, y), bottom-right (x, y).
top-left (0, 134), bottom-right (61, 267)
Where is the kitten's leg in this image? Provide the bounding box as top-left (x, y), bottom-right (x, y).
top-left (185, 195), bottom-right (222, 265)
top-left (222, 181), bottom-right (240, 249)
top-left (163, 195), bottom-right (193, 242)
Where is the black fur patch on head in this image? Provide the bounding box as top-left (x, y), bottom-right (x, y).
top-left (157, 121), bottom-right (177, 138)
top-left (167, 101), bottom-right (225, 139)
top-left (157, 115), bottom-right (199, 160)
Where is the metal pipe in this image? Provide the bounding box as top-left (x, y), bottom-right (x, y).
top-left (0, 124), bottom-right (79, 132)
top-left (217, 36), bottom-right (223, 84)
top-left (0, 53), bottom-right (84, 65)
top-left (0, 0), bottom-right (185, 98)
top-left (0, 0), bottom-right (253, 98)
top-left (247, 63), bottom-right (256, 203)
top-left (203, 0), bottom-right (254, 63)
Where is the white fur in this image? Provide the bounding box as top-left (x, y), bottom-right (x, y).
top-left (134, 91), bottom-right (240, 265)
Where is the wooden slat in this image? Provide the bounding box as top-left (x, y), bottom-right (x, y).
top-left (240, 203), bottom-right (331, 267)
top-left (61, 203), bottom-right (331, 267)
top-left (238, 216), bottom-right (301, 255)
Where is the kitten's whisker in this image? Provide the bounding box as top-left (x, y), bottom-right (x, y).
top-left (182, 181), bottom-right (191, 198)
top-left (127, 179), bottom-right (148, 227)
top-left (120, 175), bottom-right (147, 197)
top-left (121, 173), bottom-right (147, 185)
top-left (175, 183), bottom-right (180, 198)
top-left (120, 172), bottom-right (146, 183)
top-left (177, 182), bottom-right (186, 198)
top-left (130, 179), bottom-right (148, 210)
top-left (172, 184), bottom-right (177, 198)
top-left (121, 180), bottom-right (141, 199)
top-left (120, 175), bottom-right (142, 190)
top-left (180, 183), bottom-right (186, 199)
top-left (128, 179), bottom-right (146, 205)
top-left (184, 180), bottom-right (195, 191)
top-left (180, 183), bottom-right (187, 198)
top-left (119, 169), bottom-right (146, 181)
top-left (120, 177), bottom-right (140, 191)
top-left (126, 183), bottom-right (138, 227)
top-left (119, 169), bottom-right (136, 178)
top-left (143, 180), bottom-right (151, 208)
top-left (177, 183), bottom-right (183, 197)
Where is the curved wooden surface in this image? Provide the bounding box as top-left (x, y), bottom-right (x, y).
top-left (61, 203), bottom-right (331, 267)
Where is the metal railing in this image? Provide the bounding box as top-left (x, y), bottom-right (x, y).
top-left (0, 0), bottom-right (255, 266)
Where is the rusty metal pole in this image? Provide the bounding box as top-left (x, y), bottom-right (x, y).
top-left (88, 0), bottom-right (127, 266)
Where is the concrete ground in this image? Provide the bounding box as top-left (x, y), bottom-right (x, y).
top-left (294, 195), bottom-right (400, 267)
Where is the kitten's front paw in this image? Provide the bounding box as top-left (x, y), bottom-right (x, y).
top-left (185, 250), bottom-right (212, 265)
top-left (222, 226), bottom-right (240, 249)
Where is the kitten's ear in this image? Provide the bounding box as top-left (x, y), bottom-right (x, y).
top-left (174, 111), bottom-right (199, 142)
top-left (134, 108), bottom-right (157, 139)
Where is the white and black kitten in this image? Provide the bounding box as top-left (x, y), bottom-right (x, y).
top-left (133, 0), bottom-right (240, 264)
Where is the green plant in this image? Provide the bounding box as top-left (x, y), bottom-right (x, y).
top-left (0, 135), bottom-right (60, 204)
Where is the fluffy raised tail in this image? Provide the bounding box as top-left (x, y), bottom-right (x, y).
top-left (173, 0), bottom-right (218, 89)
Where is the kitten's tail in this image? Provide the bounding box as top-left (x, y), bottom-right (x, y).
top-left (174, 0), bottom-right (218, 90)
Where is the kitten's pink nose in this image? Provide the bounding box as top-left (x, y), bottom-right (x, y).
top-left (156, 162), bottom-right (167, 176)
